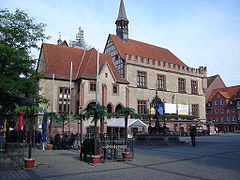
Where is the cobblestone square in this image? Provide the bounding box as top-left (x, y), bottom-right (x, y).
top-left (1, 135), bottom-right (240, 180)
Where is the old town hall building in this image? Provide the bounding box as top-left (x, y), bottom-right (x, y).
top-left (37, 0), bottom-right (207, 134)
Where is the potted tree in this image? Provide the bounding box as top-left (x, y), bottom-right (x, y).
top-left (84, 104), bottom-right (110, 164)
top-left (115, 107), bottom-right (139, 159)
top-left (73, 113), bottom-right (86, 150)
top-left (44, 112), bottom-right (57, 150)
top-left (16, 105), bottom-right (43, 168)
top-left (56, 112), bottom-right (68, 135)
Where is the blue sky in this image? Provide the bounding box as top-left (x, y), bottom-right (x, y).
top-left (1, 0), bottom-right (240, 86)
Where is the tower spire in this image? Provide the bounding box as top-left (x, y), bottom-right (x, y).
top-left (57, 32), bottom-right (62, 45)
top-left (115, 0), bottom-right (129, 42)
top-left (117, 0), bottom-right (128, 22)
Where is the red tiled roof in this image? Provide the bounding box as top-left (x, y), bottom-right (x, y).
top-left (40, 43), bottom-right (128, 83)
top-left (110, 34), bottom-right (187, 66)
top-left (218, 91), bottom-right (230, 99)
top-left (208, 85), bottom-right (240, 102)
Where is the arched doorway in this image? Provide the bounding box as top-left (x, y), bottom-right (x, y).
top-left (87, 102), bottom-right (96, 109)
top-left (115, 104), bottom-right (123, 112)
top-left (107, 104), bottom-right (113, 113)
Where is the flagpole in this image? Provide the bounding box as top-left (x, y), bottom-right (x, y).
top-left (3, 119), bottom-right (6, 138)
top-left (51, 74), bottom-right (55, 113)
top-left (68, 61), bottom-right (73, 134)
top-left (96, 50), bottom-right (100, 104)
top-left (48, 74), bottom-right (55, 138)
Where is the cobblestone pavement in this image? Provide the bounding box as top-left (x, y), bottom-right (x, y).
top-left (1, 135), bottom-right (240, 180)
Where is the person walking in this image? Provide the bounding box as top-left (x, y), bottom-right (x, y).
top-left (190, 126), bottom-right (197, 147)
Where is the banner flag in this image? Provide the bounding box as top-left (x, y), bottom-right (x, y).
top-left (41, 113), bottom-right (48, 143)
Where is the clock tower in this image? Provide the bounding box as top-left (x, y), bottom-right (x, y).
top-left (115, 0), bottom-right (129, 42)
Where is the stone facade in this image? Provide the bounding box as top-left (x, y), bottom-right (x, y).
top-left (37, 0), bottom-right (208, 135)
top-left (37, 58), bottom-right (129, 134)
top-left (125, 60), bottom-right (207, 121)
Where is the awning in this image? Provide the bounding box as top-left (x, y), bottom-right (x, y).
top-left (107, 118), bottom-right (148, 128)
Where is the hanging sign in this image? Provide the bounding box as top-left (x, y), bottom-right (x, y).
top-left (164, 103), bottom-right (177, 114)
top-left (177, 104), bottom-right (189, 115)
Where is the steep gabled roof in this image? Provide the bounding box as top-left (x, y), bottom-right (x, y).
top-left (39, 43), bottom-right (128, 83)
top-left (60, 40), bottom-right (68, 46)
top-left (207, 75), bottom-right (218, 88)
top-left (208, 85), bottom-right (240, 102)
top-left (207, 74), bottom-right (225, 88)
top-left (109, 34), bottom-right (187, 66)
top-left (218, 91), bottom-right (230, 99)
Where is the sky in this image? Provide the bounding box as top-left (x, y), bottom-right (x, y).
top-left (1, 0), bottom-right (240, 86)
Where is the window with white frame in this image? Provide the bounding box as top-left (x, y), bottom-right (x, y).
top-left (220, 99), bottom-right (224, 105)
top-left (137, 71), bottom-right (147, 87)
top-left (232, 116), bottom-right (236, 121)
top-left (237, 101), bottom-right (240, 109)
top-left (191, 80), bottom-right (198, 94)
top-left (227, 108), bottom-right (231, 113)
top-left (157, 74), bottom-right (165, 90)
top-left (178, 78), bottom-right (186, 92)
top-left (137, 100), bottom-right (147, 115)
top-left (89, 81), bottom-right (96, 92)
top-left (113, 84), bottom-right (119, 95)
top-left (192, 104), bottom-right (199, 117)
top-left (58, 87), bottom-right (70, 112)
top-left (214, 100), bottom-right (218, 105)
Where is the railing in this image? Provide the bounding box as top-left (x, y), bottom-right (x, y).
top-left (1, 131), bottom-right (27, 169)
top-left (100, 137), bottom-right (134, 160)
top-left (5, 142), bottom-right (26, 169)
top-left (80, 133), bottom-right (134, 160)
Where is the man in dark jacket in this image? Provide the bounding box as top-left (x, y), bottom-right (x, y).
top-left (190, 126), bottom-right (197, 147)
top-left (53, 134), bottom-right (61, 150)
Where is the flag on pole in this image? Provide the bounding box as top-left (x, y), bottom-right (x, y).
top-left (68, 62), bottom-right (73, 134)
top-left (3, 119), bottom-right (7, 132)
top-left (18, 111), bottom-right (24, 131)
top-left (41, 113), bottom-right (47, 143)
top-left (150, 107), bottom-right (155, 115)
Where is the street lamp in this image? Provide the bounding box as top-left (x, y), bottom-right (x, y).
top-left (150, 91), bottom-right (166, 134)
